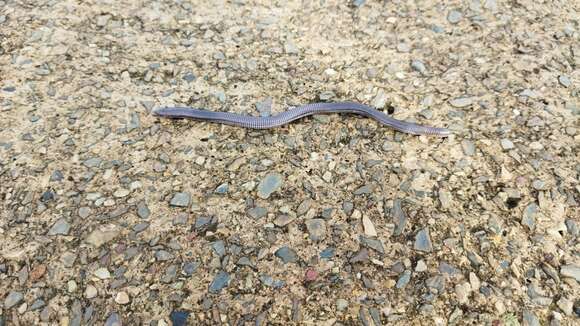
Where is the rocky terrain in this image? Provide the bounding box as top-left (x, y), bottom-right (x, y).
top-left (0, 0), bottom-right (579, 325)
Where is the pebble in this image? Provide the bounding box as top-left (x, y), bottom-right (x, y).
top-left (391, 199), bottom-right (407, 236)
top-left (531, 179), bottom-right (545, 190)
top-left (211, 240), bottom-right (226, 257)
top-left (522, 310), bottom-right (540, 326)
top-left (305, 219), bottom-right (326, 241)
top-left (560, 264), bottom-right (580, 281)
top-left (320, 247), bottom-right (335, 259)
top-left (83, 157), bottom-right (102, 168)
top-left (170, 311), bottom-right (190, 326)
top-left (78, 207), bottom-right (91, 218)
top-left (319, 91), bottom-right (335, 100)
top-left (396, 270), bottom-right (412, 289)
top-left (208, 270), bottom-right (230, 293)
top-left (214, 183), bottom-right (229, 194)
top-left (183, 261), bottom-right (200, 276)
top-left (4, 291), bottom-right (24, 309)
top-left (257, 173), bottom-right (283, 199)
top-left (104, 313), bottom-right (121, 326)
top-left (556, 297), bottom-right (573, 316)
top-left (85, 285), bottom-right (98, 299)
top-left (170, 192), bottom-right (191, 207)
top-left (415, 260), bottom-right (427, 272)
top-left (411, 60), bottom-right (427, 74)
top-left (455, 282), bottom-right (471, 304)
top-left (362, 215), bottom-right (377, 237)
top-left (336, 299), bottom-right (348, 311)
top-left (113, 189), bottom-right (130, 198)
top-left (47, 218), bottom-right (71, 235)
top-left (558, 75), bottom-right (571, 87)
top-left (50, 170), bottom-right (64, 182)
top-left (359, 236), bottom-right (385, 254)
top-left (155, 250), bottom-right (174, 261)
top-left (247, 207), bottom-right (267, 219)
top-left (461, 140), bottom-right (475, 156)
top-left (447, 10), bottom-right (463, 24)
top-left (274, 214), bottom-right (294, 227)
top-left (500, 139), bottom-right (514, 150)
top-left (256, 98), bottom-right (273, 117)
top-left (114, 292), bottom-right (129, 305)
top-left (521, 203), bottom-right (538, 230)
top-left (275, 246), bottom-right (298, 263)
top-left (85, 225), bottom-right (121, 248)
top-left (449, 97), bottom-right (473, 107)
top-left (93, 267), bottom-right (111, 279)
top-left (414, 228), bottom-right (433, 252)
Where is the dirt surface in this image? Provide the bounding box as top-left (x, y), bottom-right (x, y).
top-left (1, 0), bottom-right (579, 325)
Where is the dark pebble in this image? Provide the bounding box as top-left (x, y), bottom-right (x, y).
top-left (275, 246), bottom-right (299, 263)
top-left (211, 240), bottom-right (226, 257)
top-left (183, 261), bottom-right (200, 276)
top-left (320, 247), bottom-right (335, 259)
top-left (391, 199), bottom-right (407, 236)
top-left (50, 170), bottom-right (64, 182)
top-left (247, 207), bottom-right (267, 219)
top-left (208, 270), bottom-right (230, 293)
top-left (170, 311), bottom-right (190, 326)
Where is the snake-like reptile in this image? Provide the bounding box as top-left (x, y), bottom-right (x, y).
top-left (153, 102), bottom-right (450, 136)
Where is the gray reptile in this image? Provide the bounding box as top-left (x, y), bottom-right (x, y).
top-left (153, 102), bottom-right (450, 137)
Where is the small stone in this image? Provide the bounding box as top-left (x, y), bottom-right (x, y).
top-left (500, 139), bottom-right (514, 150)
top-left (336, 299), bottom-right (348, 311)
top-left (439, 262), bottom-right (461, 276)
top-left (211, 240), bottom-right (226, 257)
top-left (182, 72), bottom-right (196, 82)
top-left (447, 10), bottom-right (463, 24)
top-left (170, 192), bottom-right (190, 207)
top-left (274, 214), bottom-right (294, 227)
top-left (275, 246), bottom-right (298, 263)
top-left (85, 285), bottom-right (98, 299)
top-left (449, 97), bottom-right (472, 107)
top-left (214, 183), bottom-right (228, 194)
top-left (93, 267), bottom-right (110, 279)
top-left (47, 218), bottom-right (71, 236)
top-left (104, 313), bottom-right (121, 326)
top-left (83, 157), bottom-right (102, 168)
top-left (350, 248), bottom-right (369, 263)
top-left (113, 189), bottom-right (130, 198)
top-left (415, 260), bottom-right (427, 272)
top-left (523, 310), bottom-right (540, 326)
top-left (352, 0), bottom-right (366, 7)
top-left (78, 207), bottom-right (91, 218)
top-left (183, 261), bottom-right (200, 276)
top-left (4, 291), bottom-right (24, 309)
top-left (362, 215), bottom-right (377, 237)
top-left (170, 311), bottom-right (190, 326)
top-left (304, 268), bottom-right (318, 282)
top-left (354, 184), bottom-right (373, 195)
top-left (132, 222), bottom-right (149, 233)
top-left (115, 292), bottom-right (129, 305)
top-left (208, 271), bottom-right (230, 293)
top-left (30, 265), bottom-right (46, 281)
top-left (455, 282), bottom-right (472, 304)
top-left (50, 170), bottom-right (64, 182)
top-left (425, 275), bottom-right (447, 292)
top-left (461, 140), bottom-right (475, 156)
top-left (371, 91), bottom-right (387, 109)
top-left (319, 91), bottom-right (335, 100)
top-left (397, 43), bottom-right (410, 53)
top-left (531, 180), bottom-right (545, 190)
top-left (320, 247), bottom-right (335, 259)
top-left (284, 41), bottom-right (299, 54)
top-left (85, 224), bottom-right (121, 248)
top-left (414, 228), bottom-right (433, 252)
top-left (391, 199), bottom-right (407, 236)
top-left (556, 297), bottom-right (573, 316)
top-left (257, 173), bottom-right (283, 199)
top-left (305, 219), bottom-right (326, 241)
top-left (256, 97), bottom-right (273, 117)
top-left (155, 250), bottom-right (174, 261)
top-left (522, 203), bottom-right (538, 230)
top-left (411, 60), bottom-right (427, 74)
top-left (439, 189), bottom-right (452, 209)
top-left (558, 75), bottom-right (571, 88)
top-left (396, 270), bottom-right (412, 289)
top-left (247, 207), bottom-right (267, 219)
top-left (560, 264), bottom-right (580, 281)
top-left (527, 116), bottom-right (545, 127)
top-left (359, 236), bottom-right (385, 254)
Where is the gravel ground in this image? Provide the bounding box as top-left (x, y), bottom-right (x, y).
top-left (1, 0), bottom-right (579, 325)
